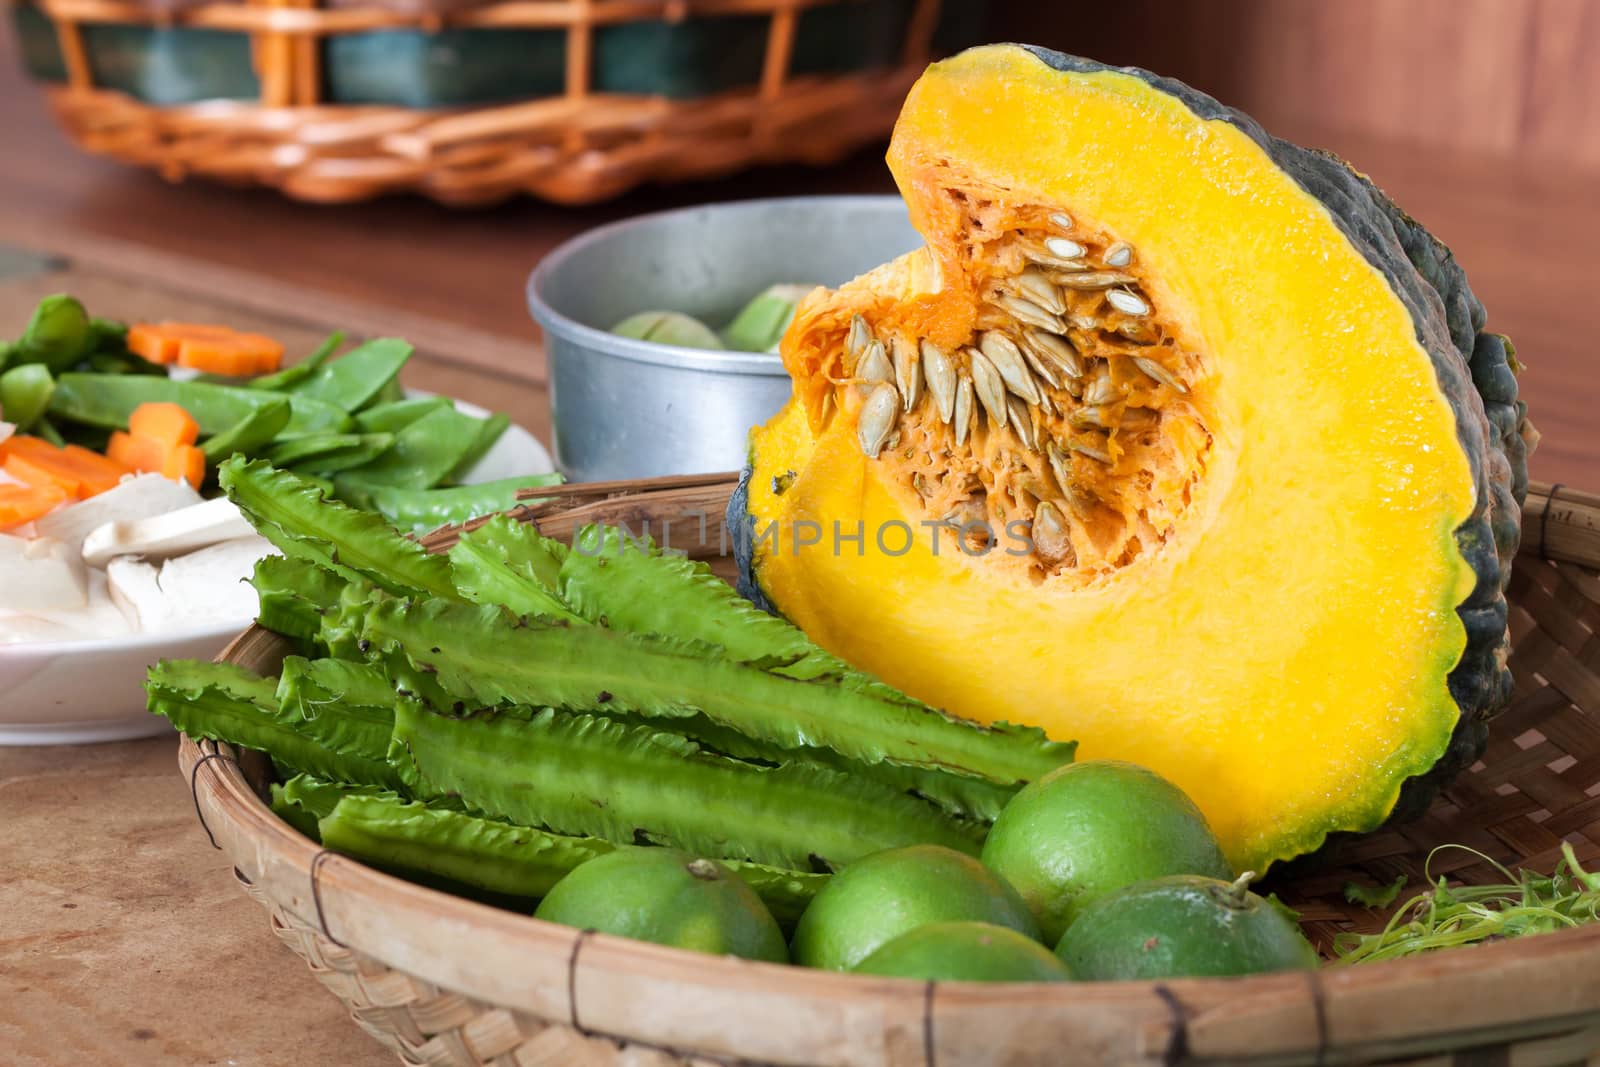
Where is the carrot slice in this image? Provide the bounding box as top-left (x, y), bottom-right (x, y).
top-left (0, 483), bottom-right (68, 529)
top-left (128, 321), bottom-right (283, 375)
top-left (128, 402), bottom-right (200, 448)
top-left (0, 434), bottom-right (64, 463)
top-left (62, 444), bottom-right (131, 496)
top-left (4, 452), bottom-right (82, 497)
top-left (161, 444), bottom-right (206, 488)
top-left (107, 431), bottom-right (168, 475)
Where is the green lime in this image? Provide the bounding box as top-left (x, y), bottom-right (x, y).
top-left (981, 760), bottom-right (1232, 943)
top-left (534, 847), bottom-right (787, 963)
top-left (853, 921), bottom-right (1073, 983)
top-left (610, 310), bottom-right (725, 350)
top-left (791, 844), bottom-right (1039, 971)
top-left (1056, 874), bottom-right (1320, 980)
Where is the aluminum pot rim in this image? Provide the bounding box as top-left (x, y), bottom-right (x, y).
top-left (526, 194), bottom-right (908, 378)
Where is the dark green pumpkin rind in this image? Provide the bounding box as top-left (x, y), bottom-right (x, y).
top-left (1018, 48), bottom-right (1525, 839)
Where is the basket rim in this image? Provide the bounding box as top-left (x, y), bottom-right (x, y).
top-left (180, 481), bottom-right (1600, 1064)
top-left (182, 721), bottom-right (1600, 1064)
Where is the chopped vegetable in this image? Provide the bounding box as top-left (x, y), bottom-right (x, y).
top-left (128, 401), bottom-right (200, 448)
top-left (107, 431), bottom-right (167, 475)
top-left (1, 435), bottom-right (130, 499)
top-left (128, 321), bottom-right (284, 376)
top-left (0, 531), bottom-right (85, 605)
top-left (4, 451), bottom-right (80, 497)
top-left (162, 444), bottom-right (205, 488)
top-left (0, 483), bottom-right (68, 529)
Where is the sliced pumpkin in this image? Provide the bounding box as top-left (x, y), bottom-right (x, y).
top-left (736, 46), bottom-right (1532, 872)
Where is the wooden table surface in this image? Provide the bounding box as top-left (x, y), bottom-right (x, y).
top-left (1, 19), bottom-right (1597, 1067)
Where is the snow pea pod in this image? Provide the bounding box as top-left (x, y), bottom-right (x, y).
top-left (333, 402), bottom-right (485, 489)
top-left (266, 432), bottom-right (394, 473)
top-left (353, 396), bottom-right (450, 434)
top-left (445, 411), bottom-right (510, 483)
top-left (0, 363), bottom-right (55, 430)
top-left (50, 374), bottom-right (352, 435)
top-left (10, 294), bottom-right (90, 372)
top-left (200, 398), bottom-right (291, 464)
top-left (286, 337), bottom-right (411, 412)
top-left (87, 316), bottom-right (128, 354)
top-left (352, 473), bottom-right (563, 533)
top-left (248, 331), bottom-right (343, 392)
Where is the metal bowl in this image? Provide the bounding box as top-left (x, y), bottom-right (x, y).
top-left (527, 195), bottom-right (920, 481)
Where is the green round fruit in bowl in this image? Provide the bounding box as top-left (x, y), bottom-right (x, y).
top-left (981, 760), bottom-right (1232, 944)
top-left (791, 843), bottom-right (1040, 971)
top-left (609, 310), bottom-right (725, 350)
top-left (534, 847), bottom-right (788, 963)
top-left (1055, 874), bottom-right (1320, 981)
top-left (853, 921), bottom-right (1073, 983)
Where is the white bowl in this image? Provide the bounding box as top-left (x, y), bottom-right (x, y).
top-left (0, 398), bottom-right (551, 745)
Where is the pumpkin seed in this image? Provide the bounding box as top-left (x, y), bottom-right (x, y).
top-left (1055, 271), bottom-right (1136, 290)
top-left (1070, 406), bottom-right (1110, 431)
top-left (1016, 270), bottom-right (1067, 315)
top-left (1047, 443), bottom-right (1073, 494)
top-left (1084, 369), bottom-right (1119, 407)
top-left (1023, 329), bottom-right (1084, 379)
top-left (1107, 289), bottom-right (1150, 316)
top-left (1015, 339), bottom-right (1062, 390)
top-left (1044, 237), bottom-right (1085, 259)
top-left (892, 337), bottom-right (921, 413)
top-left (857, 340), bottom-right (891, 383)
top-left (847, 314), bottom-right (873, 358)
top-left (954, 375), bottom-right (974, 447)
top-left (1133, 355), bottom-right (1186, 393)
top-left (922, 340), bottom-right (956, 423)
top-left (997, 295), bottom-right (1063, 332)
top-left (1048, 212), bottom-right (1073, 232)
top-left (1104, 242), bottom-right (1134, 268)
top-left (978, 332), bottom-right (1042, 405)
top-left (1023, 249), bottom-right (1091, 272)
top-left (967, 348), bottom-right (1009, 429)
top-left (1033, 501), bottom-right (1070, 564)
top-left (857, 383), bottom-right (899, 458)
top-left (1007, 397), bottom-right (1035, 449)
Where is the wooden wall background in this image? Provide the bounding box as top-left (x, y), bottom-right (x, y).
top-left (999, 0), bottom-right (1600, 170)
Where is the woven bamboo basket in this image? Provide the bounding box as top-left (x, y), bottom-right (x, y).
top-left (9, 0), bottom-right (966, 205)
top-left (180, 477), bottom-right (1600, 1066)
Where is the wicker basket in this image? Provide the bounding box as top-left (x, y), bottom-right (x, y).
top-left (9, 0), bottom-right (968, 205)
top-left (182, 478), bottom-right (1600, 1066)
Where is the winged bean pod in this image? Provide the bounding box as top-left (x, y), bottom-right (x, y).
top-left (364, 597), bottom-right (1075, 786)
top-left (392, 700), bottom-right (980, 869)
